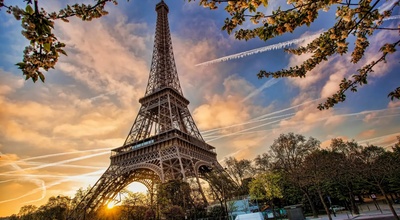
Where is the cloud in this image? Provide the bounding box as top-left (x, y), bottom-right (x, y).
top-left (323, 115), bottom-right (346, 127)
top-left (193, 94), bottom-right (250, 131)
top-left (0, 71), bottom-right (25, 95)
top-left (174, 39), bottom-right (225, 98)
top-left (320, 139), bottom-right (332, 149)
top-left (363, 112), bottom-right (378, 123)
top-left (193, 75), bottom-right (254, 130)
top-left (320, 135), bottom-right (350, 149)
top-left (171, 19), bottom-right (234, 106)
top-left (358, 132), bottom-right (400, 148)
top-left (56, 15), bottom-right (151, 107)
top-left (277, 97), bottom-right (338, 133)
top-left (388, 100), bottom-right (400, 108)
top-left (357, 129), bottom-right (376, 139)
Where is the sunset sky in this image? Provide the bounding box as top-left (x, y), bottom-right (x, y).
top-left (0, 0), bottom-right (399, 217)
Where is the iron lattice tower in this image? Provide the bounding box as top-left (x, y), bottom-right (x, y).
top-left (73, 1), bottom-right (230, 217)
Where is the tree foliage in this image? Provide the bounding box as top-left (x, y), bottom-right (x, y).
top-left (329, 138), bottom-right (364, 214)
top-left (358, 145), bottom-right (400, 219)
top-left (120, 191), bottom-right (151, 220)
top-left (224, 156), bottom-right (254, 188)
top-left (198, 0), bottom-right (400, 109)
top-left (269, 132), bottom-right (320, 217)
top-left (156, 180), bottom-right (193, 219)
top-left (18, 205), bottom-right (37, 220)
top-left (1, 0), bottom-right (115, 82)
top-left (254, 152), bottom-right (271, 173)
top-left (302, 150), bottom-right (344, 220)
top-left (249, 172), bottom-right (283, 201)
top-left (270, 132), bottom-right (320, 171)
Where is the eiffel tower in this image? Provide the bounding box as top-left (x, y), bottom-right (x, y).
top-left (72, 0), bottom-right (230, 218)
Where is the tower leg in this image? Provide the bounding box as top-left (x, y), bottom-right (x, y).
top-left (176, 146), bottom-right (187, 181)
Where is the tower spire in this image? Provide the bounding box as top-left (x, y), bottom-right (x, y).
top-left (145, 0), bottom-right (182, 95)
top-left (122, 0), bottom-right (203, 145)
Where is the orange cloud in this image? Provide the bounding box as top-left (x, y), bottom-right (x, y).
top-left (357, 129), bottom-right (376, 139)
top-left (193, 75), bottom-right (254, 130)
top-left (194, 96), bottom-right (251, 131)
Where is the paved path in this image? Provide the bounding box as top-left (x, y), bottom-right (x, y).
top-left (305, 203), bottom-right (400, 220)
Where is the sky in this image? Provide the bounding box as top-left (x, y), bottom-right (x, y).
top-left (0, 0), bottom-right (399, 217)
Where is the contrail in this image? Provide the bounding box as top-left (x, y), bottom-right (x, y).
top-left (206, 116), bottom-right (293, 142)
top-left (0, 169), bottom-right (106, 204)
top-left (202, 113), bottom-right (295, 136)
top-left (18, 169), bottom-right (107, 205)
top-left (21, 148), bottom-right (113, 161)
top-left (195, 12), bottom-right (400, 68)
top-left (205, 107), bottom-right (400, 141)
top-left (0, 152), bottom-right (46, 204)
top-left (358, 132), bottom-right (400, 145)
top-left (378, 1), bottom-right (398, 13)
top-left (0, 147), bottom-right (109, 203)
top-left (250, 98), bottom-right (322, 122)
top-left (1, 162), bottom-right (105, 170)
top-left (195, 32), bottom-right (322, 66)
top-left (241, 78), bottom-right (281, 102)
top-left (0, 179), bottom-right (46, 204)
top-left (382, 15), bottom-right (400, 21)
top-left (0, 167), bottom-right (107, 181)
top-left (3, 151), bottom-right (110, 174)
top-left (0, 147), bottom-right (112, 168)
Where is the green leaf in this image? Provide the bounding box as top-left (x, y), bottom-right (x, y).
top-left (43, 43), bottom-right (51, 52)
top-left (26, 5), bottom-right (34, 15)
top-left (261, 0), bottom-right (268, 7)
top-left (59, 49), bottom-right (68, 56)
top-left (16, 62), bottom-right (25, 69)
top-left (38, 72), bottom-right (45, 83)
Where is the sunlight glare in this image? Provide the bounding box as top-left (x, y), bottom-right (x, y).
top-left (126, 182), bottom-right (147, 193)
top-left (107, 201), bottom-right (115, 209)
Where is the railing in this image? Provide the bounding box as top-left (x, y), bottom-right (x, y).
top-left (110, 129), bottom-right (216, 157)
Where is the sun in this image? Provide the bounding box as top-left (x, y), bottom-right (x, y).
top-left (107, 201), bottom-right (116, 209)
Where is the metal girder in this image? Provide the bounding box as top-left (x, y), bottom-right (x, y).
top-left (70, 1), bottom-right (230, 219)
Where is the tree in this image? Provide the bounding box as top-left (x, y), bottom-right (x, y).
top-left (18, 205), bottom-right (37, 220)
top-left (302, 150), bottom-right (345, 220)
top-left (35, 195), bottom-right (71, 220)
top-left (201, 169), bottom-right (238, 218)
top-left (1, 0), bottom-right (113, 82)
top-left (199, 0), bottom-right (400, 109)
top-left (224, 156), bottom-right (255, 195)
top-left (157, 180), bottom-right (192, 219)
top-left (254, 152), bottom-right (271, 173)
top-left (120, 191), bottom-right (150, 220)
top-left (270, 133), bottom-right (320, 171)
top-left (249, 172), bottom-right (283, 219)
top-left (269, 132), bottom-right (320, 217)
top-left (329, 138), bottom-right (364, 214)
top-left (358, 145), bottom-right (400, 220)
top-left (388, 139), bottom-right (400, 194)
top-left (161, 205), bottom-right (186, 220)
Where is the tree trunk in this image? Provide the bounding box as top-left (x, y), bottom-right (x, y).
top-left (348, 190), bottom-right (359, 214)
top-left (317, 188), bottom-right (332, 220)
top-left (303, 189), bottom-right (318, 218)
top-left (271, 203), bottom-right (276, 220)
top-left (378, 184), bottom-right (399, 220)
